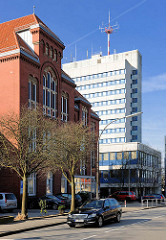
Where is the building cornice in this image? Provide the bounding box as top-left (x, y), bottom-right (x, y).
top-left (0, 48), bottom-right (40, 65)
top-left (30, 23), bottom-right (64, 47)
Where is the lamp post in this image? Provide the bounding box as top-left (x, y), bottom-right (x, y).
top-left (96, 111), bottom-right (143, 199)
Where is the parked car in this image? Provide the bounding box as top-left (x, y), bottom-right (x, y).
top-left (0, 192), bottom-right (17, 212)
top-left (142, 193), bottom-right (165, 202)
top-left (56, 193), bottom-right (82, 208)
top-left (67, 198), bottom-right (122, 228)
top-left (54, 194), bottom-right (71, 208)
top-left (39, 195), bottom-right (66, 210)
top-left (28, 196), bottom-right (40, 209)
top-left (77, 191), bottom-right (95, 204)
top-left (109, 191), bottom-right (137, 201)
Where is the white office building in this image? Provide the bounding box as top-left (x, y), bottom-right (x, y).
top-left (63, 50), bottom-right (142, 144)
top-left (63, 50), bottom-right (163, 196)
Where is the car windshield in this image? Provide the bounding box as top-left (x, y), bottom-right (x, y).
top-left (81, 200), bottom-right (103, 209)
top-left (47, 195), bottom-right (57, 200)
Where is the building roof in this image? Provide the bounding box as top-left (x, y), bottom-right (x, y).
top-left (0, 14), bottom-right (63, 55)
top-left (61, 70), bottom-right (76, 86)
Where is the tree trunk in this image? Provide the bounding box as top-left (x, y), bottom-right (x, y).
top-left (21, 174), bottom-right (28, 217)
top-left (70, 175), bottom-right (75, 212)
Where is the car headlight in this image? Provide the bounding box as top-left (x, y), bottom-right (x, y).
top-left (88, 213), bottom-right (97, 218)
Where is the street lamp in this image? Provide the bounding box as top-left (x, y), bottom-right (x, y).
top-left (96, 111), bottom-right (143, 199)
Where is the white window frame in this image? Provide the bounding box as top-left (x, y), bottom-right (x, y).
top-left (28, 173), bottom-right (36, 196)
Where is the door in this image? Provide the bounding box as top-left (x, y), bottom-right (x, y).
top-left (103, 199), bottom-right (111, 221)
top-left (109, 198), bottom-right (118, 218)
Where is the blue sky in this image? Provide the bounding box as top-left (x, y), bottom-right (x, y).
top-left (1, 0), bottom-right (166, 161)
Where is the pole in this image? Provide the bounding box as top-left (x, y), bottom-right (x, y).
top-left (96, 140), bottom-right (99, 199)
top-left (108, 34), bottom-right (110, 56)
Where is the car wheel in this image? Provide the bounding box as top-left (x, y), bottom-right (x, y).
top-left (126, 197), bottom-right (131, 202)
top-left (114, 212), bottom-right (121, 223)
top-left (52, 204), bottom-right (58, 210)
top-left (97, 216), bottom-right (103, 227)
top-left (68, 224), bottom-right (75, 228)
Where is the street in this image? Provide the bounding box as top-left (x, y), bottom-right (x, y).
top-left (1, 207), bottom-right (166, 240)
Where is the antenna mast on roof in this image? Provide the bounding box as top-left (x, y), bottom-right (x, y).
top-left (33, 5), bottom-right (36, 14)
top-left (99, 10), bottom-right (119, 55)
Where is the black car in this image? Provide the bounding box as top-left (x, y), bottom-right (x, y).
top-left (54, 194), bottom-right (71, 208)
top-left (28, 196), bottom-right (40, 209)
top-left (67, 198), bottom-right (122, 227)
top-left (77, 191), bottom-right (95, 204)
top-left (39, 195), bottom-right (66, 210)
top-left (56, 193), bottom-right (82, 208)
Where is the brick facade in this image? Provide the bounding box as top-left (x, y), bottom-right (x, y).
top-left (0, 14), bottom-right (99, 205)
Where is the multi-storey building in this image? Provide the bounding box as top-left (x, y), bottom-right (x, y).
top-left (63, 51), bottom-right (162, 196)
top-left (63, 50), bottom-right (142, 144)
top-left (0, 14), bottom-right (99, 205)
top-left (99, 142), bottom-right (161, 196)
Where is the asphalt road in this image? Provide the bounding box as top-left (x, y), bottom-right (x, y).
top-left (1, 207), bottom-right (166, 240)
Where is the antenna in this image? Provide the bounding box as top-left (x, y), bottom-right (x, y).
top-left (99, 10), bottom-right (119, 55)
top-left (33, 5), bottom-right (36, 14)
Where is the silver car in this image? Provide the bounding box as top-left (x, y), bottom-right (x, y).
top-left (0, 193), bottom-right (17, 211)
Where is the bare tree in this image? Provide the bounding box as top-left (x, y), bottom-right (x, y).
top-left (49, 122), bottom-right (93, 212)
top-left (0, 107), bottom-right (53, 218)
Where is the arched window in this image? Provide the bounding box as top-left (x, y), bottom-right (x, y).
top-left (28, 76), bottom-right (38, 109)
top-left (43, 70), bottom-right (57, 118)
top-left (61, 92), bottom-right (68, 122)
top-left (82, 106), bottom-right (88, 126)
top-left (54, 49), bottom-right (57, 61)
top-left (50, 46), bottom-right (53, 58)
top-left (46, 43), bottom-right (49, 56)
top-left (41, 40), bottom-right (45, 54)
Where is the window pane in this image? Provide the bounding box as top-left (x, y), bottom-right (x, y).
top-left (117, 152), bottom-right (122, 160)
top-left (47, 73), bottom-right (51, 88)
top-left (47, 91), bottom-right (50, 107)
top-left (28, 82), bottom-right (31, 99)
top-left (110, 153), bottom-right (115, 160)
top-left (32, 84), bottom-right (36, 101)
top-left (43, 89), bottom-right (45, 105)
top-left (131, 151), bottom-right (137, 159)
top-left (124, 152), bottom-right (129, 160)
top-left (103, 153), bottom-right (108, 161)
top-left (43, 76), bottom-right (45, 86)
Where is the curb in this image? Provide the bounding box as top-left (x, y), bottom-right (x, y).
top-left (0, 220), bottom-right (66, 237)
top-left (0, 205), bottom-right (165, 237)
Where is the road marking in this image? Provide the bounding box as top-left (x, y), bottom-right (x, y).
top-left (80, 235), bottom-right (97, 240)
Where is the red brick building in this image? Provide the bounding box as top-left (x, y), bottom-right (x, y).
top-left (0, 14), bottom-right (99, 204)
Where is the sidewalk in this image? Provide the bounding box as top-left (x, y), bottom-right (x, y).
top-left (0, 213), bottom-right (68, 237)
top-left (0, 204), bottom-right (165, 238)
